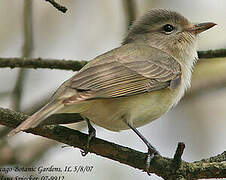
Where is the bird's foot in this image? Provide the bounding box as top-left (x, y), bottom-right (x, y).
top-left (145, 148), bottom-right (159, 175)
top-left (81, 123), bottom-right (96, 156)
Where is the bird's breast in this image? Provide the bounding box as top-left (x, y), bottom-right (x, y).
top-left (81, 86), bottom-right (182, 131)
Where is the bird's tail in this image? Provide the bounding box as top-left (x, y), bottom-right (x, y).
top-left (8, 99), bottom-right (64, 137)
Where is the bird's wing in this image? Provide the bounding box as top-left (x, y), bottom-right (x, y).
top-left (67, 44), bottom-right (181, 100)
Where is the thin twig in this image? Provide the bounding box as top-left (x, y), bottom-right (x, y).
top-left (0, 107), bottom-right (225, 179)
top-left (11, 70), bottom-right (26, 111)
top-left (173, 142), bottom-right (185, 170)
top-left (198, 49), bottom-right (226, 58)
top-left (173, 142), bottom-right (185, 162)
top-left (11, 0), bottom-right (33, 111)
top-left (45, 0), bottom-right (67, 13)
top-left (0, 57), bottom-right (87, 71)
top-left (0, 48), bottom-right (225, 72)
top-left (122, 0), bottom-right (137, 29)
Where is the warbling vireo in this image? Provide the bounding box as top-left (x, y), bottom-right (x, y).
top-left (8, 9), bottom-right (216, 170)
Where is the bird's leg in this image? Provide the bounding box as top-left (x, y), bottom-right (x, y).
top-left (81, 117), bottom-right (96, 156)
top-left (124, 121), bottom-right (159, 175)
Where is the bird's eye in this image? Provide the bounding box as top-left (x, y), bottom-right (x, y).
top-left (163, 24), bottom-right (175, 33)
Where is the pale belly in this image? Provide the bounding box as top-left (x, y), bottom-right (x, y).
top-left (80, 88), bottom-right (179, 131)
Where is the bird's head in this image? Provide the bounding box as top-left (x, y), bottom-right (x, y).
top-left (123, 9), bottom-right (216, 62)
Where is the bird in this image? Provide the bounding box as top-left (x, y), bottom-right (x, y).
top-left (8, 9), bottom-right (216, 172)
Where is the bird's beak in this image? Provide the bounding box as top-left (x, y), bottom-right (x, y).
top-left (188, 22), bottom-right (216, 34)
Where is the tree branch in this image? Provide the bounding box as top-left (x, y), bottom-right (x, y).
top-left (0, 107), bottom-right (225, 179)
top-left (0, 57), bottom-right (87, 71)
top-left (185, 57), bottom-right (226, 99)
top-left (198, 49), bottom-right (226, 58)
top-left (45, 0), bottom-right (67, 13)
top-left (0, 49), bottom-right (225, 72)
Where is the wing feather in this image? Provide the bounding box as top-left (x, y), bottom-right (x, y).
top-left (67, 44), bottom-right (181, 100)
